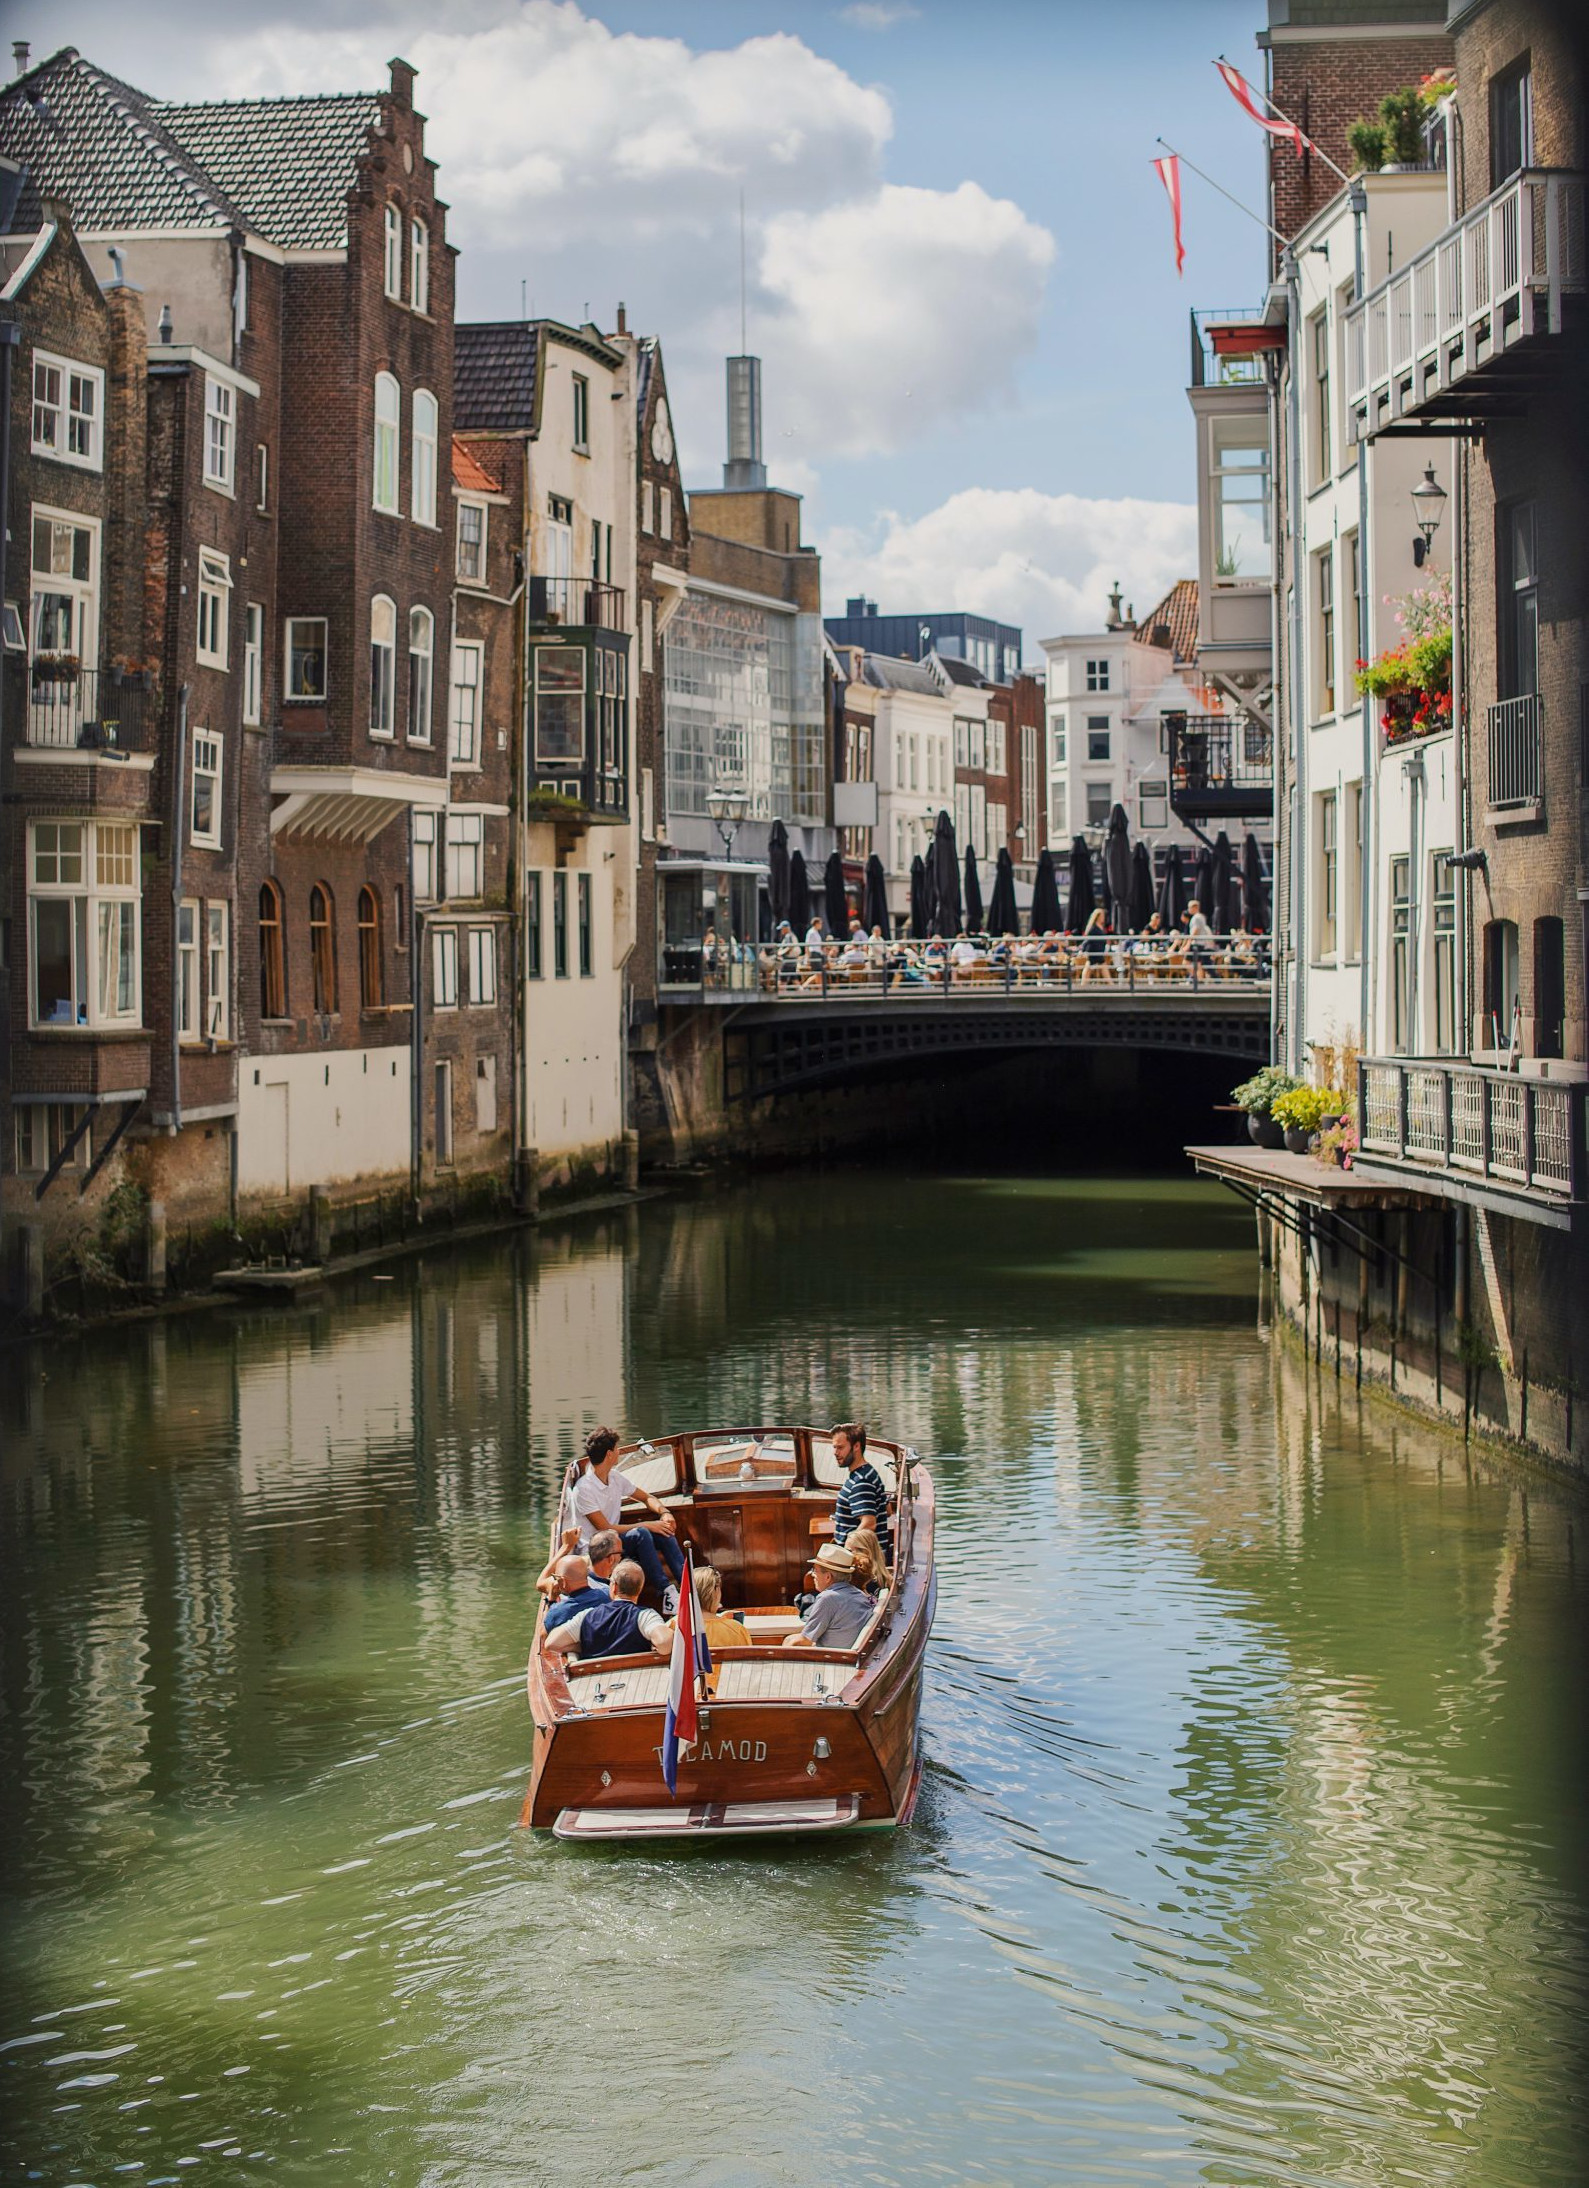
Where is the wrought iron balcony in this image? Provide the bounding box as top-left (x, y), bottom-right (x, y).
top-left (1357, 1056), bottom-right (1585, 1218)
top-left (527, 576), bottom-right (626, 632)
top-left (1164, 711), bottom-right (1273, 820)
top-left (1486, 693), bottom-right (1542, 811)
top-left (9, 663), bottom-right (151, 752)
top-left (1346, 169), bottom-right (1588, 435)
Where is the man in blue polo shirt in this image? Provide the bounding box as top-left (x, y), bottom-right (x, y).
top-left (543, 1531), bottom-right (622, 1633)
top-left (829, 1423), bottom-right (892, 1562)
top-left (542, 1560), bottom-right (670, 1661)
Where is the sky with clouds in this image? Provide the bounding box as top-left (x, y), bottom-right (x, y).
top-left (41, 0), bottom-right (1275, 644)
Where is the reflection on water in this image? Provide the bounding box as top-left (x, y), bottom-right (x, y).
top-left (2, 1173), bottom-right (1586, 2187)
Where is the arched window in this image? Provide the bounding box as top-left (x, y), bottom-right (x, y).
top-left (410, 216), bottom-right (429, 314)
top-left (408, 605), bottom-right (434, 744)
top-left (309, 884), bottom-right (337, 1015)
top-left (411, 389), bottom-right (438, 526)
top-left (373, 372), bottom-right (400, 512)
top-left (358, 885), bottom-right (383, 1009)
top-left (370, 594), bottom-right (397, 738)
top-left (383, 203), bottom-right (403, 298)
top-left (259, 879), bottom-right (286, 1018)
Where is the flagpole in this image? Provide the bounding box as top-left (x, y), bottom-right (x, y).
top-left (1215, 54), bottom-right (1353, 184)
top-left (1155, 139), bottom-right (1291, 250)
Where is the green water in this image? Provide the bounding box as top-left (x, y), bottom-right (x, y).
top-left (2, 1170), bottom-right (1586, 2187)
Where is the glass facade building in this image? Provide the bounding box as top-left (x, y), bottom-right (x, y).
top-left (664, 586), bottom-right (825, 827)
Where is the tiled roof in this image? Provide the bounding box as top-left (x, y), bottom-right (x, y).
top-left (451, 439), bottom-right (502, 494)
top-left (0, 47), bottom-right (380, 250)
top-left (932, 653), bottom-right (988, 688)
top-left (1134, 579), bottom-right (1199, 665)
top-left (455, 322), bottom-right (540, 433)
top-left (157, 92), bottom-right (382, 250)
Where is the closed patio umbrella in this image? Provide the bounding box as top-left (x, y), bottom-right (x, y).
top-left (1241, 831), bottom-right (1268, 931)
top-left (863, 853), bottom-right (890, 936)
top-left (1129, 840), bottom-right (1155, 931)
top-left (1065, 835), bottom-right (1095, 932)
top-left (1104, 803), bottom-right (1132, 932)
top-left (963, 845), bottom-right (984, 933)
top-left (767, 818), bottom-right (790, 924)
top-left (788, 847), bottom-right (811, 932)
top-left (824, 848), bottom-right (849, 936)
top-left (908, 854), bottom-right (928, 939)
top-left (1193, 845), bottom-right (1215, 921)
top-left (933, 810), bottom-right (962, 936)
top-left (987, 846), bottom-right (1020, 935)
top-left (1156, 842), bottom-right (1186, 928)
top-left (1210, 830), bottom-right (1233, 934)
top-left (1031, 844), bottom-right (1062, 933)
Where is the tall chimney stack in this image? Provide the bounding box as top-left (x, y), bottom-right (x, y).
top-left (724, 354), bottom-right (766, 490)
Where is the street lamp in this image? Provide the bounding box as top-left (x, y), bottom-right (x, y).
top-left (1411, 462), bottom-right (1447, 568)
top-left (705, 784), bottom-right (748, 857)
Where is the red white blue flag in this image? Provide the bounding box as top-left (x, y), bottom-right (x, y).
top-left (661, 1551), bottom-right (711, 1796)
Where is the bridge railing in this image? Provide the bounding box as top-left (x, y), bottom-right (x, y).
top-left (662, 935), bottom-right (1272, 1002)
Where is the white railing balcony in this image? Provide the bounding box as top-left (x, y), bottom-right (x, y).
top-left (1345, 169), bottom-right (1587, 434)
top-left (1487, 693), bottom-right (1542, 811)
top-left (1357, 1056), bottom-right (1585, 1215)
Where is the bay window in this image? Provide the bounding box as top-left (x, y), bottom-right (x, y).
top-left (1211, 423), bottom-right (1272, 581)
top-left (29, 820), bottom-right (141, 1028)
top-left (534, 645), bottom-right (585, 763)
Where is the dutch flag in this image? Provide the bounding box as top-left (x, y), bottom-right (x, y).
top-left (661, 1551), bottom-right (712, 1797)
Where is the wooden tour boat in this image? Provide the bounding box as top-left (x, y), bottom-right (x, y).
top-left (523, 1427), bottom-right (935, 1842)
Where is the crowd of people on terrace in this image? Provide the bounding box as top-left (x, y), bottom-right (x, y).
top-left (751, 907), bottom-right (1269, 989)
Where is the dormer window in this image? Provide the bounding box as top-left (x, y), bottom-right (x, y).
top-left (383, 203), bottom-right (403, 299)
top-left (410, 217), bottom-right (429, 314)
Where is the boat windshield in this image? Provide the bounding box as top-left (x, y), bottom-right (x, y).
top-left (692, 1432), bottom-right (798, 1493)
top-left (810, 1440), bottom-right (898, 1494)
top-left (618, 1441), bottom-right (681, 1497)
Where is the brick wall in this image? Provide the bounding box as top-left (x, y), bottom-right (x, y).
top-left (1266, 29), bottom-right (1454, 252)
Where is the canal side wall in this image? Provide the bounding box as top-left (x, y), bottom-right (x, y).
top-left (1260, 1198), bottom-right (1589, 1476)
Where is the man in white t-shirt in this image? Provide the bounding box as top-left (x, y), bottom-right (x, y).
top-left (572, 1427), bottom-right (686, 1614)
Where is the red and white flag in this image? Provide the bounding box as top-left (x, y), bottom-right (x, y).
top-left (661, 1551), bottom-right (710, 1796)
top-left (1153, 155), bottom-right (1185, 277)
top-left (1216, 61), bottom-right (1307, 160)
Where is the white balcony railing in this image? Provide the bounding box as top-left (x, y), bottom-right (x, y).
top-left (1358, 1057), bottom-right (1584, 1209)
top-left (1487, 693), bottom-right (1542, 808)
top-left (1345, 169), bottom-right (1587, 430)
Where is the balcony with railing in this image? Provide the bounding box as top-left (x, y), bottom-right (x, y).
top-left (526, 575), bottom-right (626, 632)
top-left (1486, 693), bottom-right (1542, 815)
top-left (1357, 1056), bottom-right (1585, 1220)
top-left (1346, 169), bottom-right (1588, 435)
top-left (1164, 710), bottom-right (1273, 821)
top-left (7, 663), bottom-right (152, 753)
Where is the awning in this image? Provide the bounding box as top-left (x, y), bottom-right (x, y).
top-left (269, 766), bottom-right (448, 844)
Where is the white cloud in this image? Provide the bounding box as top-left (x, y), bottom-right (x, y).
top-left (837, 2), bottom-right (920, 27)
top-left (819, 488), bottom-right (1197, 644)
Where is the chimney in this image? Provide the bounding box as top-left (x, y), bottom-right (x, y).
top-left (724, 354), bottom-right (766, 490)
top-left (1104, 581), bottom-right (1124, 631)
top-left (387, 57), bottom-right (416, 110)
top-left (615, 301), bottom-right (627, 335)
top-left (158, 303), bottom-right (173, 343)
top-left (12, 42), bottom-right (29, 77)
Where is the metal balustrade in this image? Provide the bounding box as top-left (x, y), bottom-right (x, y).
top-left (11, 664), bottom-right (151, 751)
top-left (1358, 1056), bottom-right (1584, 1205)
top-left (660, 934), bottom-right (1273, 1002)
top-left (527, 576), bottom-right (627, 631)
top-left (1487, 693), bottom-right (1542, 807)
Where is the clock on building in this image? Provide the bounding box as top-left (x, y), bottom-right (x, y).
top-left (650, 399), bottom-right (674, 468)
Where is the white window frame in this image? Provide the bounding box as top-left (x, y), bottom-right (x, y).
top-left (205, 900), bottom-right (230, 1040)
top-left (285, 615), bottom-right (328, 702)
top-left (410, 216), bottom-right (430, 314)
top-left (177, 897), bottom-right (200, 1041)
top-left (1050, 713), bottom-right (1067, 766)
top-left (191, 730), bottom-right (223, 847)
top-left (411, 389), bottom-right (438, 527)
top-left (659, 485), bottom-right (673, 542)
top-left (432, 924), bottom-right (459, 1009)
top-left (1049, 780), bottom-right (1069, 837)
top-left (15, 1103), bottom-right (90, 1175)
top-left (468, 925), bottom-right (497, 1007)
top-left (373, 372), bottom-right (401, 514)
top-left (29, 505), bottom-right (100, 674)
top-left (572, 372), bottom-right (590, 452)
top-left (1085, 659), bottom-right (1110, 692)
top-left (370, 595), bottom-right (397, 738)
top-left (31, 350), bottom-right (104, 470)
top-left (1138, 779), bottom-right (1169, 831)
top-left (196, 548), bottom-right (231, 669)
top-left (641, 479), bottom-right (654, 534)
top-left (412, 809), bottom-right (438, 900)
top-left (640, 596), bottom-right (655, 676)
top-left (28, 820), bottom-right (142, 1030)
top-left (445, 811), bottom-right (483, 900)
top-left (256, 441), bottom-right (269, 513)
top-left (448, 639), bottom-right (483, 766)
top-left (383, 203), bottom-right (403, 299)
top-left (408, 605), bottom-right (434, 745)
top-left (456, 498), bottom-right (486, 583)
top-left (204, 376), bottom-right (235, 494)
top-left (242, 602), bottom-right (263, 726)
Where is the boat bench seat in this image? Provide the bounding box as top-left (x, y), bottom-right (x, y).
top-left (738, 1605), bottom-right (804, 1642)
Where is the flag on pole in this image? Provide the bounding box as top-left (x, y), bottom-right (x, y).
top-left (1216, 60), bottom-right (1307, 159)
top-left (661, 1551), bottom-right (711, 1796)
top-left (1153, 155), bottom-right (1186, 277)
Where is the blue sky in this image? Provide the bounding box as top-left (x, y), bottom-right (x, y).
top-left (51, 0), bottom-right (1279, 637)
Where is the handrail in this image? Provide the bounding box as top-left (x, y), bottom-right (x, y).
top-left (1357, 1055), bottom-right (1584, 1201)
top-left (660, 932), bottom-right (1273, 1001)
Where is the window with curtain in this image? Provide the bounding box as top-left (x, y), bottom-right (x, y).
top-left (259, 880), bottom-right (286, 1018)
top-left (408, 606), bottom-right (433, 743)
top-left (309, 883), bottom-right (337, 1014)
top-left (370, 596), bottom-right (396, 737)
top-left (373, 373), bottom-right (400, 512)
top-left (358, 885), bottom-right (383, 1009)
top-left (411, 390), bottom-right (438, 526)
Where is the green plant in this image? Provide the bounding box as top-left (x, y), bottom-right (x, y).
top-left (1231, 1065), bottom-right (1302, 1117)
top-left (1347, 118), bottom-right (1387, 172)
top-left (1378, 86), bottom-right (1427, 164)
top-left (1214, 543), bottom-right (1240, 579)
top-left (1272, 1085), bottom-right (1341, 1133)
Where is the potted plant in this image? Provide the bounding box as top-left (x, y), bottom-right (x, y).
top-left (32, 651), bottom-right (80, 686)
top-left (1356, 574), bottom-right (1452, 747)
top-left (1272, 1084), bottom-right (1334, 1156)
top-left (1347, 119), bottom-right (1387, 173)
top-left (1232, 1065), bottom-right (1301, 1149)
top-left (1314, 1117), bottom-right (1359, 1169)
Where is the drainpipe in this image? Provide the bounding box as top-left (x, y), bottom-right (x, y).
top-left (1283, 247), bottom-right (1306, 1074)
top-left (409, 806), bottom-right (423, 1210)
top-left (0, 320), bottom-right (15, 1286)
top-left (1450, 441), bottom-right (1471, 1053)
top-left (169, 685), bottom-right (189, 1136)
top-left (1352, 179), bottom-right (1374, 1055)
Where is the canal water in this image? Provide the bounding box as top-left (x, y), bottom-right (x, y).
top-left (2, 1170), bottom-right (1587, 2188)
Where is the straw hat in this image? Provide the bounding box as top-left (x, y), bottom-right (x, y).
top-left (812, 1543), bottom-right (856, 1578)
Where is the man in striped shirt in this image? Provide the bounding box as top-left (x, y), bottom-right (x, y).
top-left (829, 1423), bottom-right (892, 1562)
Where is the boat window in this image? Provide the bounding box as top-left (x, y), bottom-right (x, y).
top-left (617, 1441), bottom-right (680, 1497)
top-left (693, 1433), bottom-right (798, 1493)
top-left (811, 1440), bottom-right (898, 1495)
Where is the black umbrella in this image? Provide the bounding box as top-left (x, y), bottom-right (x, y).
top-left (1030, 844), bottom-right (1062, 933)
top-left (1065, 834), bottom-right (1095, 932)
top-left (1129, 840), bottom-right (1155, 931)
top-left (963, 846), bottom-right (984, 933)
top-left (1104, 802), bottom-right (1132, 932)
top-left (987, 845), bottom-right (1019, 935)
top-left (1210, 830), bottom-right (1233, 935)
top-left (1241, 831), bottom-right (1268, 931)
top-left (823, 848), bottom-right (849, 936)
top-left (767, 817), bottom-right (790, 924)
top-left (863, 852), bottom-right (890, 936)
top-left (908, 854), bottom-right (928, 940)
top-left (1156, 842), bottom-right (1186, 928)
top-left (788, 847), bottom-right (811, 932)
top-left (932, 810), bottom-right (961, 936)
top-left (1193, 845), bottom-right (1215, 922)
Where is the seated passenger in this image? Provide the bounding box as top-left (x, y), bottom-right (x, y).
top-left (572, 1426), bottom-right (685, 1614)
top-left (543, 1560), bottom-right (669, 1661)
top-left (543, 1529), bottom-right (622, 1633)
top-left (785, 1543), bottom-right (875, 1650)
top-left (652, 1563), bottom-right (749, 1659)
top-left (829, 1421), bottom-right (893, 1562)
top-left (844, 1530), bottom-right (889, 1599)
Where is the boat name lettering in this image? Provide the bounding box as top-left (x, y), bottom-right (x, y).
top-left (653, 1738), bottom-right (768, 1764)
